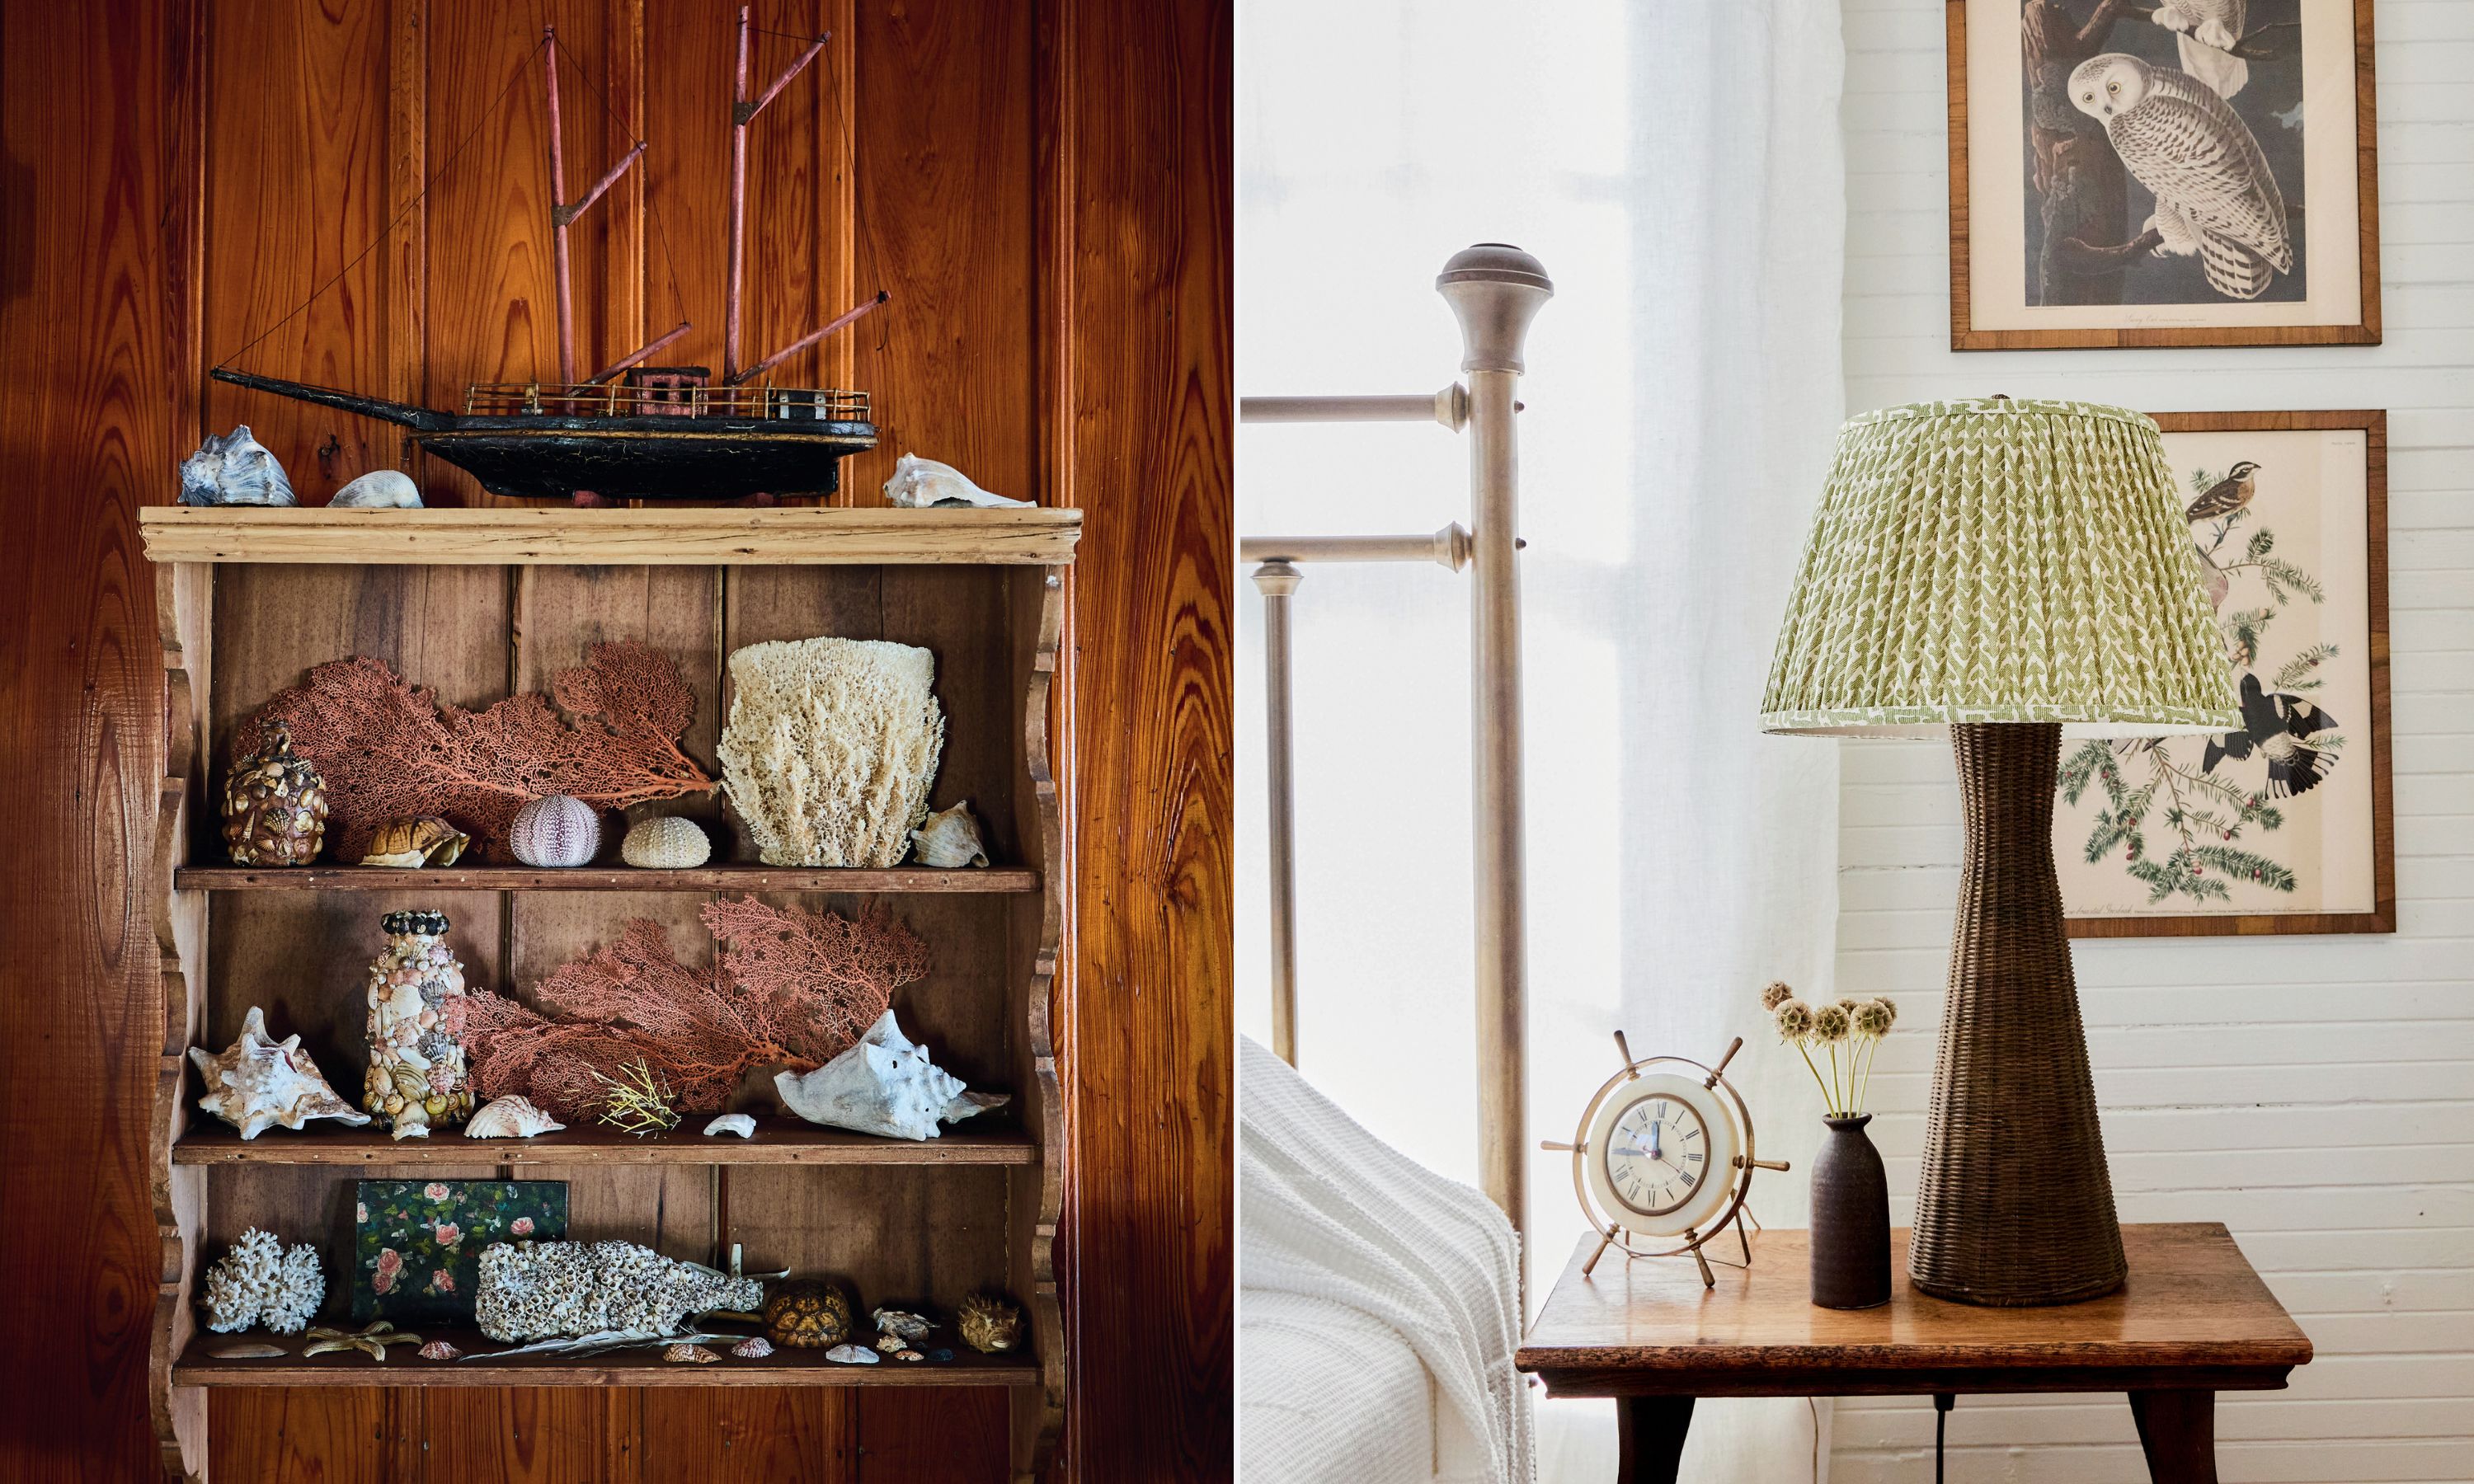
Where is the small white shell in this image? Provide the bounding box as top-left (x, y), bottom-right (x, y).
top-left (825, 1344), bottom-right (880, 1364)
top-left (331, 469), bottom-right (423, 508)
top-left (703, 1113), bottom-right (756, 1138)
top-left (464, 1095), bottom-right (565, 1139)
top-left (908, 801), bottom-right (989, 868)
top-left (881, 453), bottom-right (1030, 509)
top-left (622, 815), bottom-right (711, 869)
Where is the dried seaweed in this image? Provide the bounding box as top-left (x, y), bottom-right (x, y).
top-left (449, 898), bottom-right (929, 1121)
top-left (238, 642), bottom-right (714, 859)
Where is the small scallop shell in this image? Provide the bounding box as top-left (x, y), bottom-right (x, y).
top-left (418, 1340), bottom-right (463, 1360)
top-left (907, 801), bottom-right (989, 868)
top-left (663, 1343), bottom-right (720, 1364)
top-left (621, 815), bottom-right (712, 869)
top-left (360, 816), bottom-right (468, 868)
top-left (731, 1336), bottom-right (774, 1359)
top-left (463, 1095), bottom-right (565, 1139)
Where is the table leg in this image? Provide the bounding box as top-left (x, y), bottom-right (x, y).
top-left (2128, 1390), bottom-right (2217, 1484)
top-left (1615, 1396), bottom-right (1695, 1484)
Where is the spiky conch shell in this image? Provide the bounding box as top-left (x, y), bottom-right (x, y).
top-left (190, 1006), bottom-right (372, 1139)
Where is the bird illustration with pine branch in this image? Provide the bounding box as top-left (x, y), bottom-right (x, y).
top-left (2204, 672), bottom-right (2339, 798)
top-left (2186, 459), bottom-right (2260, 523)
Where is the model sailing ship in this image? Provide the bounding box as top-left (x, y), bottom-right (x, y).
top-left (215, 12), bottom-right (881, 505)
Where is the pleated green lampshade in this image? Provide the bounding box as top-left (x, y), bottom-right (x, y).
top-left (1761, 397), bottom-right (2241, 738)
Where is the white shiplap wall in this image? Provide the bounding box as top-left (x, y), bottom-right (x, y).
top-left (1835, 2), bottom-right (2474, 1480)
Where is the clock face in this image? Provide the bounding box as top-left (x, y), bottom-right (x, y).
top-left (1603, 1093), bottom-right (1711, 1216)
top-left (1580, 1071), bottom-right (1741, 1239)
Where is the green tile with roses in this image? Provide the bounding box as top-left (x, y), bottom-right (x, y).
top-left (351, 1179), bottom-right (568, 1324)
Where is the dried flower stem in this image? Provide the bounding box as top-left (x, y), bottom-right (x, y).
top-left (590, 1059), bottom-right (680, 1137)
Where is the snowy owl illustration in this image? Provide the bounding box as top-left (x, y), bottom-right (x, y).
top-left (2150, 0), bottom-right (2248, 99)
top-left (2068, 53), bottom-right (2292, 300)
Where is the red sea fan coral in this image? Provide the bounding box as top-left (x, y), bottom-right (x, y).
top-left (449, 899), bottom-right (929, 1121)
top-left (238, 642), bottom-right (715, 858)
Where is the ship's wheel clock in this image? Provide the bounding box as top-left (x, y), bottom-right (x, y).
top-left (1543, 1031), bottom-right (1789, 1286)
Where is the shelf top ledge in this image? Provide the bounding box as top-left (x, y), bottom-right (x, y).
top-left (139, 505), bottom-right (1083, 566)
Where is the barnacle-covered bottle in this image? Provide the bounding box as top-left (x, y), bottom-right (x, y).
top-left (362, 909), bottom-right (474, 1139)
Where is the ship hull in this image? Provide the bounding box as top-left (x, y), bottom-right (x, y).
top-left (417, 417), bottom-right (877, 502)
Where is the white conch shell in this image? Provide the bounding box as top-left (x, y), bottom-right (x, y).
top-left (190, 1007), bottom-right (372, 1139)
top-left (703, 1113), bottom-right (756, 1138)
top-left (330, 469), bottom-right (423, 508)
top-left (908, 801), bottom-right (989, 868)
top-left (774, 1008), bottom-right (1009, 1141)
top-left (881, 453), bottom-right (1030, 509)
top-left (465, 1095), bottom-right (565, 1139)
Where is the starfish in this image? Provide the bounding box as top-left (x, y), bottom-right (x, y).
top-left (301, 1320), bottom-right (425, 1363)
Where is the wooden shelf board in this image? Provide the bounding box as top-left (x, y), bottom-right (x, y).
top-left (173, 1118), bottom-right (1035, 1167)
top-left (174, 1328), bottom-right (1040, 1388)
top-left (138, 506), bottom-right (1083, 566)
top-left (173, 864), bottom-right (1039, 894)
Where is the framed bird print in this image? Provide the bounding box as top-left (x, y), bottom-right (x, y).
top-left (1947, 0), bottom-right (2381, 349)
top-left (2058, 411), bottom-right (2392, 937)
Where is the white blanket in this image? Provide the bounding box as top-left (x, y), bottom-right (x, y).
top-left (1239, 1036), bottom-right (1533, 1482)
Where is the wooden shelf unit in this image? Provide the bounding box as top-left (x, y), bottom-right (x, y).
top-left (143, 507), bottom-right (1076, 1482)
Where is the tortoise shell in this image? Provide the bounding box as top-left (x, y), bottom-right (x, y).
top-left (762, 1280), bottom-right (854, 1348)
top-left (360, 815), bottom-right (469, 868)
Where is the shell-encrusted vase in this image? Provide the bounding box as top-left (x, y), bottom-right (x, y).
top-left (222, 722), bottom-right (328, 866)
top-left (511, 795), bottom-right (600, 867)
top-left (361, 910), bottom-right (473, 1139)
top-left (621, 815), bottom-right (710, 869)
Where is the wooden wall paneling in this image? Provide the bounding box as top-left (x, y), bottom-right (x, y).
top-left (208, 1389), bottom-right (414, 1484)
top-left (847, 0), bottom-right (1037, 506)
top-left (632, 1385), bottom-right (849, 1484)
top-left (857, 1388), bottom-right (1010, 1483)
top-left (200, 0), bottom-right (397, 504)
top-left (1047, 0), bottom-right (1236, 1476)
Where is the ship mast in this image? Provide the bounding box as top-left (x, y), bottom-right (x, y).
top-left (543, 26), bottom-right (680, 387)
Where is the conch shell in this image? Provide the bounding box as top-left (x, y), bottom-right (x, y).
top-left (360, 816), bottom-right (469, 867)
top-left (464, 1095), bottom-right (565, 1139)
top-left (908, 801), bottom-right (989, 868)
top-left (774, 1008), bottom-right (1008, 1141)
top-left (881, 453), bottom-right (1030, 509)
top-left (190, 1007), bottom-right (373, 1139)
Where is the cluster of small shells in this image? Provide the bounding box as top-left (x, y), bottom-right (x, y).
top-left (222, 724), bottom-right (327, 865)
top-left (362, 911), bottom-right (474, 1138)
top-left (202, 1228), bottom-right (325, 1335)
top-left (872, 1308), bottom-right (933, 1362)
top-left (474, 1240), bottom-right (764, 1344)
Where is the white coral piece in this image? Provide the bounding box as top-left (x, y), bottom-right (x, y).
top-left (717, 637), bottom-right (946, 867)
top-left (203, 1228), bottom-right (326, 1335)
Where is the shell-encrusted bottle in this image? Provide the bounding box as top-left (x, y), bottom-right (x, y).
top-left (221, 721), bottom-right (328, 865)
top-left (362, 909), bottom-right (474, 1139)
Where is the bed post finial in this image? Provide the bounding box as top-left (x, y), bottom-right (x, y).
top-left (1436, 243), bottom-right (1553, 373)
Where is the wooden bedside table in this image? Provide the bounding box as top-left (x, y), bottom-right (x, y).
top-left (1517, 1223), bottom-right (2311, 1483)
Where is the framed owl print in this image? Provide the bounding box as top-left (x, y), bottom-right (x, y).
top-left (2059, 411), bottom-right (2393, 938)
top-left (1948, 0), bottom-right (2381, 349)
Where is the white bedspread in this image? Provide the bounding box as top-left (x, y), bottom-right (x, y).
top-left (1239, 1036), bottom-right (1533, 1483)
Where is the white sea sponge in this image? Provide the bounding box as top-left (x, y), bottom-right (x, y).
top-left (202, 1228), bottom-right (326, 1335)
top-left (717, 637), bottom-right (946, 867)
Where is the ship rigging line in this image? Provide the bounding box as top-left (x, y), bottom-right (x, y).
top-left (214, 35), bottom-right (551, 375)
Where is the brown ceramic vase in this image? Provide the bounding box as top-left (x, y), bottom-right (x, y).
top-left (1810, 1112), bottom-right (1892, 1309)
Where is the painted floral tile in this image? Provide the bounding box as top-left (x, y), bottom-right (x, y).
top-left (351, 1179), bottom-right (567, 1324)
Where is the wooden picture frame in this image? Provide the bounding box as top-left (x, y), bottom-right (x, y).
top-left (1948, 0), bottom-right (2381, 350)
top-left (2063, 411), bottom-right (2392, 937)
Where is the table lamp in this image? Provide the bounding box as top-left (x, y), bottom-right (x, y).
top-left (1761, 397), bottom-right (2241, 1306)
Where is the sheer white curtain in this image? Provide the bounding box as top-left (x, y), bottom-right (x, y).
top-left (1238, 2), bottom-right (1847, 1478)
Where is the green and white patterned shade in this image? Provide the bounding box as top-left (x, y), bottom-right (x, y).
top-left (1761, 397), bottom-right (2241, 738)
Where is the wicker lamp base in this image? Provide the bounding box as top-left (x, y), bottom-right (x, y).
top-left (1909, 723), bottom-right (2128, 1307)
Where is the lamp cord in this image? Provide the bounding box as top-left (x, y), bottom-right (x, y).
top-left (1935, 1392), bottom-right (1955, 1483)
